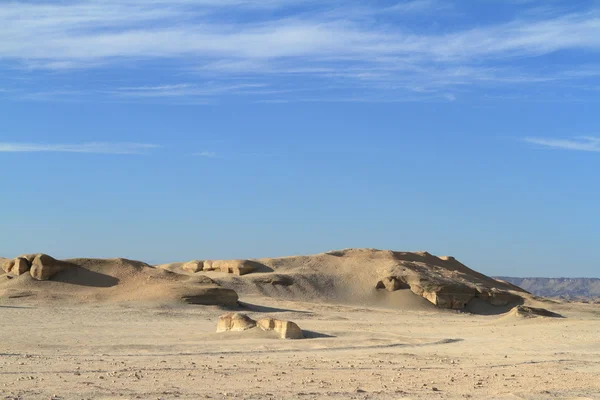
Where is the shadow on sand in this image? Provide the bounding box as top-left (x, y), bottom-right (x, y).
top-left (302, 330), bottom-right (336, 339)
top-left (237, 301), bottom-right (313, 314)
top-left (0, 305), bottom-right (35, 309)
top-left (465, 297), bottom-right (525, 315)
top-left (52, 266), bottom-right (120, 288)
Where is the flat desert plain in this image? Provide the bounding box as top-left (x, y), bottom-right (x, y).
top-left (1, 250), bottom-right (599, 399)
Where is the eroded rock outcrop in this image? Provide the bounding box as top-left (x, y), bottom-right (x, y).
top-left (12, 257), bottom-right (31, 275)
top-left (209, 260), bottom-right (259, 276)
top-left (216, 313), bottom-right (304, 339)
top-left (182, 260), bottom-right (204, 273)
top-left (257, 318), bottom-right (304, 339)
top-left (2, 256), bottom-right (33, 276)
top-left (30, 254), bottom-right (72, 281)
top-left (375, 251), bottom-right (526, 310)
top-left (2, 259), bottom-right (15, 274)
top-left (216, 313), bottom-right (257, 332)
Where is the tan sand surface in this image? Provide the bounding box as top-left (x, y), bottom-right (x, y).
top-left (1, 295), bottom-right (600, 399)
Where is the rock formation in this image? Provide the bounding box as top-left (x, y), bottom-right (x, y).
top-left (30, 254), bottom-right (72, 281)
top-left (182, 260), bottom-right (204, 273)
top-left (2, 259), bottom-right (15, 274)
top-left (216, 313), bottom-right (257, 332)
top-left (12, 257), bottom-right (31, 275)
top-left (208, 259), bottom-right (258, 276)
top-left (374, 251), bottom-right (526, 310)
top-left (2, 255), bottom-right (35, 276)
top-left (3, 248), bottom-right (534, 314)
top-left (216, 313), bottom-right (304, 339)
top-left (257, 318), bottom-right (304, 339)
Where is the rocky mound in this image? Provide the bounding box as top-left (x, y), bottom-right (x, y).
top-left (0, 254), bottom-right (238, 306)
top-left (196, 249), bottom-right (529, 312)
top-left (2, 249), bottom-right (533, 313)
top-left (217, 313), bottom-right (304, 339)
top-left (374, 252), bottom-right (527, 309)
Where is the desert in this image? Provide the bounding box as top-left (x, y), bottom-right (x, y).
top-left (4, 0), bottom-right (600, 398)
top-left (1, 249), bottom-right (599, 400)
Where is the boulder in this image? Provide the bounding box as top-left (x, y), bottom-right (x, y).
top-left (216, 313), bottom-right (257, 332)
top-left (182, 260), bottom-right (203, 273)
top-left (2, 257), bottom-right (31, 276)
top-left (211, 260), bottom-right (257, 276)
top-left (2, 259), bottom-right (15, 274)
top-left (11, 257), bottom-right (31, 275)
top-left (257, 318), bottom-right (304, 339)
top-left (29, 254), bottom-right (71, 281)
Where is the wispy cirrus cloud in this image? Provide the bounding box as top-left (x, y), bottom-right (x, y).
top-left (193, 151), bottom-right (218, 157)
top-left (110, 83), bottom-right (268, 98)
top-left (386, 0), bottom-right (452, 13)
top-left (1, 0), bottom-right (600, 102)
top-left (523, 137), bottom-right (600, 152)
top-left (0, 142), bottom-right (160, 155)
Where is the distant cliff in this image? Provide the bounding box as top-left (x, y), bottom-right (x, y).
top-left (497, 277), bottom-right (600, 299)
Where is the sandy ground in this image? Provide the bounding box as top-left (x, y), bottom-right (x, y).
top-left (1, 295), bottom-right (600, 400)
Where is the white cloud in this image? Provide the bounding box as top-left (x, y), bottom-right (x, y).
top-left (0, 142), bottom-right (160, 154)
top-left (193, 151), bottom-right (217, 157)
top-left (1, 2), bottom-right (598, 63)
top-left (386, 0), bottom-right (452, 13)
top-left (523, 137), bottom-right (600, 152)
top-left (110, 83), bottom-right (268, 98)
top-left (1, 1), bottom-right (600, 101)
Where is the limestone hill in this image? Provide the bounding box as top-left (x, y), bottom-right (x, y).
top-left (0, 254), bottom-right (237, 306)
top-left (1, 249), bottom-right (539, 314)
top-left (159, 248), bottom-right (531, 313)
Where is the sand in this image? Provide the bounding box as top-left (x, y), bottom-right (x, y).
top-left (1, 250), bottom-right (600, 399)
top-left (2, 297), bottom-right (600, 399)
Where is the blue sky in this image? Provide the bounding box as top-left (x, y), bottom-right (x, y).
top-left (1, 0), bottom-right (599, 277)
